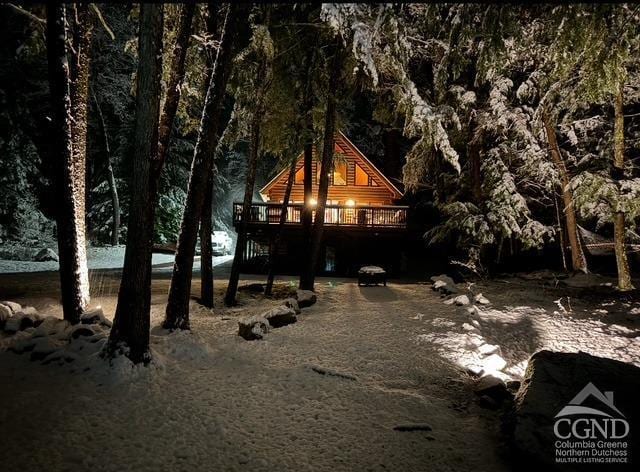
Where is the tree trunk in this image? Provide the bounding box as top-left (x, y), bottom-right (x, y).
top-left (199, 3), bottom-right (220, 309)
top-left (542, 111), bottom-right (587, 274)
top-left (165, 5), bottom-right (246, 327)
top-left (300, 43), bottom-right (341, 291)
top-left (200, 168), bottom-right (214, 307)
top-left (69, 4), bottom-right (92, 248)
top-left (613, 84), bottom-right (634, 291)
top-left (46, 3), bottom-right (91, 324)
top-left (155, 3), bottom-right (195, 171)
top-left (92, 91), bottom-right (120, 245)
top-left (300, 49), bottom-right (315, 269)
top-left (107, 4), bottom-right (164, 364)
top-left (265, 160), bottom-right (296, 296)
top-left (224, 16), bottom-right (273, 305)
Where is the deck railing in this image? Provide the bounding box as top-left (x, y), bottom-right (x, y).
top-left (233, 202), bottom-right (408, 229)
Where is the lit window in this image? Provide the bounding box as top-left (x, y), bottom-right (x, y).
top-left (333, 161), bottom-right (347, 185)
top-left (294, 166), bottom-right (304, 184)
top-left (355, 163), bottom-right (369, 186)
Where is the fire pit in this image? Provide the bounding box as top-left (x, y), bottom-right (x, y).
top-left (358, 266), bottom-right (387, 286)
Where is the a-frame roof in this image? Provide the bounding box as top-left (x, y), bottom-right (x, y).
top-left (259, 130), bottom-right (403, 200)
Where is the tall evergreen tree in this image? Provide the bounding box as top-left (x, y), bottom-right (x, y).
top-left (107, 4), bottom-right (164, 363)
top-left (165, 4), bottom-right (247, 328)
top-left (46, 3), bottom-right (91, 324)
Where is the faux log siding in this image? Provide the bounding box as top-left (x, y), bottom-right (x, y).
top-left (266, 140), bottom-right (397, 205)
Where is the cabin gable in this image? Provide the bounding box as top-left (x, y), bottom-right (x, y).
top-left (260, 131), bottom-right (402, 206)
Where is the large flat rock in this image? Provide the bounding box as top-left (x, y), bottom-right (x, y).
top-left (508, 350), bottom-right (640, 470)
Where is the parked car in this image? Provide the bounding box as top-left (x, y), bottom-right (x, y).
top-left (212, 231), bottom-right (233, 256)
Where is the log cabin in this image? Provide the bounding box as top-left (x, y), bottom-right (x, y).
top-left (232, 131), bottom-right (415, 275)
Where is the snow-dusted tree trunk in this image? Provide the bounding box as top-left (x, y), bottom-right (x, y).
top-left (300, 43), bottom-right (341, 291)
top-left (200, 4), bottom-right (219, 309)
top-left (107, 4), bottom-right (164, 363)
top-left (46, 3), bottom-right (90, 324)
top-left (224, 30), bottom-right (272, 305)
top-left (265, 160), bottom-right (296, 297)
top-left (200, 168), bottom-right (214, 308)
top-left (613, 85), bottom-right (634, 291)
top-left (155, 3), bottom-right (195, 170)
top-left (301, 50), bottom-right (316, 254)
top-left (165, 5), bottom-right (245, 326)
top-left (542, 112), bottom-right (587, 274)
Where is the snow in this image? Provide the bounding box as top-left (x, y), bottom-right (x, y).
top-left (1, 273), bottom-right (638, 471)
top-left (0, 278), bottom-right (510, 472)
top-left (0, 245), bottom-right (232, 273)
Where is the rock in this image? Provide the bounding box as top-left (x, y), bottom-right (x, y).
top-left (4, 314), bottom-right (36, 333)
top-left (262, 305), bottom-right (297, 328)
top-left (81, 308), bottom-right (112, 328)
top-left (462, 322), bottom-right (478, 332)
top-left (453, 295), bottom-right (470, 306)
top-left (482, 353), bottom-right (507, 372)
top-left (508, 351), bottom-right (640, 468)
top-left (443, 298), bottom-right (455, 305)
top-left (17, 306), bottom-right (38, 316)
top-left (30, 337), bottom-right (60, 361)
top-left (477, 343), bottom-right (501, 357)
top-left (34, 248), bottom-right (58, 262)
top-left (474, 293), bottom-right (490, 305)
top-left (1, 301), bottom-right (22, 313)
top-left (474, 375), bottom-right (512, 404)
top-left (70, 324), bottom-right (96, 339)
top-left (296, 290), bottom-right (317, 308)
top-left (506, 380), bottom-right (521, 392)
top-left (466, 365), bottom-right (484, 377)
top-left (0, 303), bottom-right (11, 328)
top-left (465, 305), bottom-right (480, 316)
top-left (32, 316), bottom-right (63, 338)
top-left (238, 316), bottom-right (269, 340)
top-left (283, 297), bottom-right (301, 315)
top-left (430, 275), bottom-right (457, 294)
top-left (478, 394), bottom-right (500, 410)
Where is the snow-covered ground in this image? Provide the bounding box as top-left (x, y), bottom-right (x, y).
top-left (0, 273), bottom-right (638, 471)
top-left (0, 245), bottom-right (233, 273)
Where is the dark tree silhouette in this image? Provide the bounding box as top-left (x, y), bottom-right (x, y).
top-left (165, 5), bottom-right (247, 328)
top-left (107, 4), bottom-right (164, 363)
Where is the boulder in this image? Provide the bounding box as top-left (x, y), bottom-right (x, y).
top-left (1, 301), bottom-right (22, 313)
top-left (34, 248), bottom-right (59, 262)
top-left (452, 295), bottom-right (470, 306)
top-left (474, 293), bottom-right (490, 305)
top-left (0, 303), bottom-right (11, 328)
top-left (283, 297), bottom-right (301, 315)
top-left (474, 375), bottom-right (512, 405)
top-left (508, 351), bottom-right (640, 468)
top-left (238, 315), bottom-right (269, 341)
top-left (32, 316), bottom-right (63, 338)
top-left (4, 314), bottom-right (36, 333)
top-left (262, 305), bottom-right (297, 328)
top-left (30, 337), bottom-right (60, 361)
top-left (70, 324), bottom-right (96, 339)
top-left (430, 275), bottom-right (457, 294)
top-left (481, 353), bottom-right (507, 372)
top-left (477, 343), bottom-right (501, 357)
top-left (81, 308), bottom-right (112, 328)
top-left (296, 290), bottom-right (317, 308)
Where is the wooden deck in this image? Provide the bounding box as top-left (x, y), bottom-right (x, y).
top-left (233, 202), bottom-right (409, 230)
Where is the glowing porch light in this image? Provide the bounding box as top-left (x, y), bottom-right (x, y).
top-left (345, 199), bottom-right (355, 207)
top-left (308, 198), bottom-right (317, 207)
